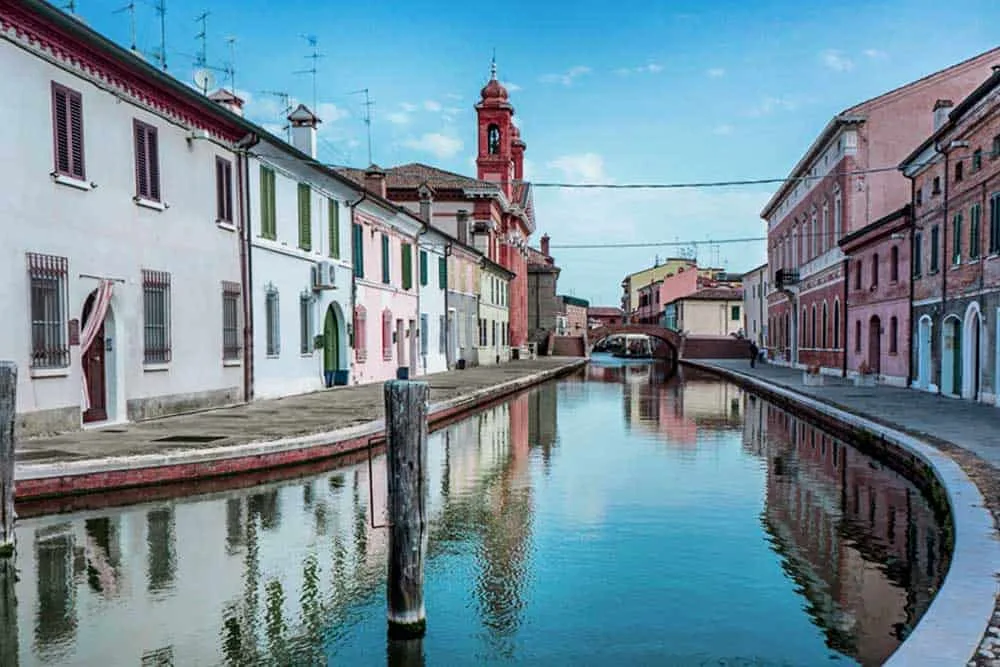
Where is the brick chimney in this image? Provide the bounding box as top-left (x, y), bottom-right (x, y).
top-left (933, 99), bottom-right (953, 132)
top-left (541, 233), bottom-right (551, 257)
top-left (418, 184), bottom-right (434, 223)
top-left (208, 89), bottom-right (245, 117)
top-left (364, 165), bottom-right (387, 199)
top-left (288, 104), bottom-right (321, 158)
top-left (456, 209), bottom-right (470, 245)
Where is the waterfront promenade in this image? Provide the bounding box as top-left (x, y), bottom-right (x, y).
top-left (13, 358), bottom-right (585, 500)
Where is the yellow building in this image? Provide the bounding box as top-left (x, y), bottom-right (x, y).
top-left (621, 260), bottom-right (731, 321)
top-left (476, 258), bottom-right (514, 365)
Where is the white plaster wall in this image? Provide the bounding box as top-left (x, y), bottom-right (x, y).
top-left (418, 233), bottom-right (448, 376)
top-left (0, 39), bottom-right (242, 421)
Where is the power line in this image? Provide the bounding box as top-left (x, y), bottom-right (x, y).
top-left (551, 236), bottom-right (766, 249)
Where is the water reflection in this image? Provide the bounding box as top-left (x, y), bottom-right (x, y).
top-left (11, 367), bottom-right (947, 666)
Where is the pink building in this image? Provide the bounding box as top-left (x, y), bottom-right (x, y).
top-left (659, 263), bottom-right (699, 305)
top-left (635, 280), bottom-right (663, 324)
top-left (350, 199), bottom-right (422, 385)
top-left (839, 206), bottom-right (911, 385)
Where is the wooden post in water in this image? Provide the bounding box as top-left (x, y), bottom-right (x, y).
top-left (383, 380), bottom-right (429, 639)
top-left (0, 361), bottom-right (16, 558)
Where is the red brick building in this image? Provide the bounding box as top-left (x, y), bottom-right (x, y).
top-left (763, 48), bottom-right (1000, 373)
top-left (902, 67), bottom-right (1000, 403)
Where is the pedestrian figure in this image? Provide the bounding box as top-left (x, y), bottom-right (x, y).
top-left (749, 341), bottom-right (759, 368)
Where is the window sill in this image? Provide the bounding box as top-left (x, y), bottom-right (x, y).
top-left (143, 362), bottom-right (170, 372)
top-left (134, 197), bottom-right (167, 212)
top-left (223, 358), bottom-right (242, 367)
top-left (52, 173), bottom-right (94, 191)
top-left (266, 354), bottom-right (280, 360)
top-left (216, 220), bottom-right (237, 232)
top-left (300, 353), bottom-right (314, 358)
top-left (30, 366), bottom-right (70, 379)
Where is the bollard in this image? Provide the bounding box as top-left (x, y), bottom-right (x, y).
top-left (383, 380), bottom-right (429, 639)
top-left (0, 361), bottom-right (16, 558)
top-left (0, 555), bottom-right (17, 666)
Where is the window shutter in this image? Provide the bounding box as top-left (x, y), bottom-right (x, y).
top-left (298, 184), bottom-right (312, 250)
top-left (134, 122), bottom-right (148, 197)
top-left (216, 159), bottom-right (224, 220)
top-left (420, 314), bottom-right (428, 355)
top-left (224, 161), bottom-right (233, 222)
top-left (329, 199), bottom-right (340, 258)
top-left (352, 223), bottom-right (364, 278)
top-left (52, 86), bottom-right (70, 175)
top-left (381, 234), bottom-right (390, 283)
top-left (382, 309), bottom-right (392, 360)
top-left (438, 256), bottom-right (447, 288)
top-left (69, 93), bottom-right (84, 178)
top-left (147, 127), bottom-right (160, 201)
top-left (419, 250), bottom-right (428, 286)
top-left (402, 243), bottom-right (413, 290)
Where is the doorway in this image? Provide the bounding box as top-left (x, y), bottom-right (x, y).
top-left (963, 304), bottom-right (982, 400)
top-left (323, 305), bottom-right (340, 387)
top-left (942, 316), bottom-right (962, 397)
top-left (917, 316), bottom-right (932, 389)
top-left (408, 318), bottom-right (418, 376)
top-left (396, 319), bottom-right (405, 369)
top-left (868, 316), bottom-right (882, 375)
top-left (82, 291), bottom-right (111, 423)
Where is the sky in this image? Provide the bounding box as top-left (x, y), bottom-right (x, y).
top-left (72, 0), bottom-right (1000, 306)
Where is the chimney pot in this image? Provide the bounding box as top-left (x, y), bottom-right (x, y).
top-left (288, 104), bottom-right (321, 158)
top-left (932, 99), bottom-right (954, 132)
top-left (541, 234), bottom-right (551, 257)
top-left (364, 165), bottom-right (387, 199)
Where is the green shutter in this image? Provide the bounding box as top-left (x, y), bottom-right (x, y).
top-left (438, 256), bottom-right (447, 288)
top-left (402, 243), bottom-right (413, 290)
top-left (298, 183), bottom-right (312, 251)
top-left (352, 223), bottom-right (364, 278)
top-left (381, 234), bottom-right (390, 283)
top-left (419, 250), bottom-right (428, 286)
top-left (260, 166), bottom-right (276, 240)
top-left (328, 198), bottom-right (340, 258)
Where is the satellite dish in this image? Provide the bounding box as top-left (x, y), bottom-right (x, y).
top-left (193, 68), bottom-right (215, 93)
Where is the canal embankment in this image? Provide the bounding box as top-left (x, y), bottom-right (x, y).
top-left (684, 358), bottom-right (1000, 667)
top-left (13, 358), bottom-right (586, 502)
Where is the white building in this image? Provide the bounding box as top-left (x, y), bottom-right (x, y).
top-left (0, 2), bottom-right (249, 435)
top-left (477, 258), bottom-right (513, 365)
top-left (418, 227), bottom-right (451, 375)
top-left (742, 263), bottom-right (768, 348)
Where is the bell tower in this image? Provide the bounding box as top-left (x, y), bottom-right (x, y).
top-left (475, 56), bottom-right (515, 197)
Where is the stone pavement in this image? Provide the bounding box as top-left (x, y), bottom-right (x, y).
top-left (694, 359), bottom-right (1000, 468)
top-left (16, 358), bottom-right (582, 469)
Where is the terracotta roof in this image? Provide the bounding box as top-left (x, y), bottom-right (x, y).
top-left (589, 306), bottom-right (624, 317)
top-left (680, 287), bottom-right (744, 302)
top-left (337, 163), bottom-right (498, 192)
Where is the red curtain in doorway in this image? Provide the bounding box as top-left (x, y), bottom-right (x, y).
top-left (81, 279), bottom-right (114, 409)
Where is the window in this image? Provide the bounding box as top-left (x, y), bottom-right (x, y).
top-left (265, 287), bottom-right (280, 357)
top-left (871, 253), bottom-right (879, 288)
top-left (353, 305), bottom-right (367, 362)
top-left (420, 314), bottom-right (428, 355)
top-left (51, 82), bottom-right (85, 179)
top-left (955, 160), bottom-right (964, 183)
top-left (216, 157), bottom-right (233, 223)
top-left (890, 246), bottom-right (899, 282)
top-left (439, 314), bottom-right (447, 354)
top-left (914, 232), bottom-right (923, 276)
top-left (854, 260), bottom-right (862, 290)
top-left (142, 270), bottom-right (171, 363)
top-left (992, 135), bottom-right (1000, 158)
top-left (973, 149), bottom-right (983, 173)
top-left (855, 320), bottom-right (861, 352)
top-left (952, 213), bottom-right (963, 265)
top-left (487, 124), bottom-right (500, 154)
top-left (833, 191), bottom-right (842, 242)
top-left (299, 294), bottom-right (313, 354)
top-left (990, 193), bottom-right (1000, 254)
top-left (801, 307), bottom-right (807, 346)
top-left (915, 188), bottom-right (923, 206)
top-left (260, 166), bottom-right (277, 239)
top-left (352, 223), bottom-right (364, 278)
top-left (438, 256), bottom-right (447, 288)
top-left (810, 305), bottom-right (817, 348)
top-left (298, 183), bottom-right (312, 251)
top-left (133, 120), bottom-right (160, 201)
top-left (811, 212), bottom-right (818, 257)
top-left (930, 225), bottom-right (940, 272)
top-left (419, 250), bottom-right (428, 286)
top-left (328, 199), bottom-right (340, 258)
top-left (932, 176), bottom-right (941, 195)
top-left (27, 252), bottom-right (69, 369)
top-left (479, 318), bottom-right (487, 346)
top-left (222, 282), bottom-right (241, 361)
top-left (821, 302), bottom-right (828, 349)
top-left (971, 204), bottom-right (982, 259)
top-left (401, 243), bottom-right (413, 290)
top-left (382, 309), bottom-right (392, 360)
top-left (730, 305), bottom-right (740, 321)
top-left (381, 234), bottom-right (390, 284)
top-left (889, 316), bottom-right (898, 354)
top-left (821, 203), bottom-right (829, 253)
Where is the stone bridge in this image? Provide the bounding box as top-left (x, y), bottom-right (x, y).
top-left (588, 325), bottom-right (682, 359)
top-left (588, 325), bottom-right (752, 361)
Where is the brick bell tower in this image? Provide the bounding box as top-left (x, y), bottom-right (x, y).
top-left (475, 57), bottom-right (515, 199)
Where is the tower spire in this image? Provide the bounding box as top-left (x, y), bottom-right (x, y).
top-left (490, 48), bottom-right (497, 81)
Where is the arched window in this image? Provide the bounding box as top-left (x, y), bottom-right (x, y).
top-left (811, 304), bottom-right (817, 348)
top-left (822, 302), bottom-right (829, 349)
top-left (889, 316), bottom-right (898, 354)
top-left (487, 124), bottom-right (501, 155)
top-left (855, 320), bottom-right (862, 352)
top-left (802, 307), bottom-right (808, 346)
top-left (833, 300), bottom-right (841, 349)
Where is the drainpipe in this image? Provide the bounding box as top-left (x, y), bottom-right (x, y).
top-left (414, 221), bottom-right (429, 374)
top-left (444, 243), bottom-right (453, 368)
top-left (348, 190), bottom-right (370, 380)
top-left (936, 141), bottom-right (950, 396)
top-left (236, 132), bottom-right (260, 403)
top-left (841, 257), bottom-right (849, 377)
top-left (908, 180), bottom-right (916, 387)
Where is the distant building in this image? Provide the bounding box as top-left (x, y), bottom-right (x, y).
top-left (620, 258), bottom-right (694, 322)
top-left (527, 234), bottom-right (563, 350)
top-left (665, 287), bottom-right (744, 337)
top-left (477, 257), bottom-right (514, 365)
top-left (560, 295), bottom-right (590, 334)
top-left (741, 263), bottom-right (769, 347)
top-left (588, 307), bottom-right (624, 329)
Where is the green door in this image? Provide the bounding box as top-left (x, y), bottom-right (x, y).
top-left (324, 306), bottom-right (339, 373)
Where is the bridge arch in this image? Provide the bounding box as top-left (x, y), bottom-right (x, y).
top-left (588, 325), bottom-right (681, 360)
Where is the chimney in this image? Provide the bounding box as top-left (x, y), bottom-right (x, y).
top-left (932, 99), bottom-right (953, 131)
top-left (418, 184), bottom-right (434, 223)
top-left (456, 209), bottom-right (469, 245)
top-left (208, 89), bottom-right (245, 117)
top-left (364, 165), bottom-right (387, 199)
top-left (540, 233), bottom-right (551, 257)
top-left (287, 104), bottom-right (321, 158)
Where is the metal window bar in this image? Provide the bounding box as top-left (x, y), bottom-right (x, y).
top-left (265, 289), bottom-right (280, 356)
top-left (142, 270), bottom-right (171, 363)
top-left (27, 253), bottom-right (69, 368)
top-left (222, 281), bottom-right (241, 360)
top-left (300, 294), bottom-right (312, 354)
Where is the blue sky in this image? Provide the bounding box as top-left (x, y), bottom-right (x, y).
top-left (75, 0), bottom-right (1000, 305)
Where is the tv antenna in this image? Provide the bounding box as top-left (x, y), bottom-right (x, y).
top-left (153, 0), bottom-right (167, 70)
top-left (113, 1), bottom-right (138, 51)
top-left (194, 11), bottom-right (210, 68)
top-left (63, 1), bottom-right (76, 13)
top-left (193, 68), bottom-right (215, 95)
top-left (224, 36), bottom-right (237, 92)
top-left (262, 90), bottom-right (293, 141)
top-left (350, 88), bottom-right (375, 165)
top-left (295, 35), bottom-right (323, 111)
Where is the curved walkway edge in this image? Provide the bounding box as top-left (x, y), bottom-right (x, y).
top-left (14, 359), bottom-right (587, 501)
top-left (684, 359), bottom-right (1000, 667)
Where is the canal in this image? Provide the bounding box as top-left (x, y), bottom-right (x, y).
top-left (4, 358), bottom-right (949, 666)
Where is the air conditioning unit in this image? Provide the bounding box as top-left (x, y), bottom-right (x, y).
top-left (312, 261), bottom-right (336, 290)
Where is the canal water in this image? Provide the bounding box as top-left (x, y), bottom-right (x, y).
top-left (4, 358), bottom-right (948, 666)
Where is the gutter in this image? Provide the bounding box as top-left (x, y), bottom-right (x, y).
top-left (236, 132), bottom-right (261, 402)
top-left (841, 257), bottom-right (849, 377)
top-left (908, 178), bottom-right (916, 386)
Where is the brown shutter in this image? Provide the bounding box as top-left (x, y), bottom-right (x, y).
top-left (215, 158), bottom-right (224, 220)
top-left (134, 121), bottom-right (148, 197)
top-left (225, 161), bottom-right (233, 221)
top-left (68, 92), bottom-right (84, 178)
top-left (147, 127), bottom-right (160, 201)
top-left (52, 85), bottom-right (69, 175)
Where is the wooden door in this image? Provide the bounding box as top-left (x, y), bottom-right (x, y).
top-left (83, 319), bottom-right (107, 423)
top-left (868, 317), bottom-right (881, 375)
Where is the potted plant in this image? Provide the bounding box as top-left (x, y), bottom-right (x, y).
top-left (802, 363), bottom-right (825, 386)
top-left (854, 361), bottom-right (877, 386)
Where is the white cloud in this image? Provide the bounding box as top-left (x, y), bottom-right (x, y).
top-left (707, 67), bottom-right (726, 78)
top-left (540, 65), bottom-right (591, 86)
top-left (743, 95), bottom-right (799, 117)
top-left (821, 49), bottom-right (854, 72)
top-left (316, 102), bottom-right (349, 123)
top-left (545, 153), bottom-right (608, 184)
top-left (385, 111), bottom-right (411, 125)
top-left (423, 100), bottom-right (442, 112)
top-left (402, 133), bottom-right (464, 159)
top-left (400, 102), bottom-right (418, 112)
top-left (615, 63), bottom-right (664, 76)
top-left (502, 81), bottom-right (522, 92)
top-left (445, 93), bottom-right (463, 101)
top-left (713, 124), bottom-right (734, 136)
top-left (864, 48), bottom-right (888, 59)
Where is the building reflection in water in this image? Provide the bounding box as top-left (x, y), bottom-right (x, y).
top-left (2, 548), bottom-right (19, 667)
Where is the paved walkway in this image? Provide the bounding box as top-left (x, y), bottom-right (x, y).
top-left (16, 358), bottom-right (582, 469)
top-left (692, 360), bottom-right (1000, 469)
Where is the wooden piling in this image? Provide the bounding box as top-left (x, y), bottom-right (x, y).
top-left (0, 361), bottom-right (15, 558)
top-left (383, 380), bottom-right (429, 639)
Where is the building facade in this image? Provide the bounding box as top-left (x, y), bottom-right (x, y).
top-left (417, 227), bottom-right (450, 375)
top-left (476, 258), bottom-right (514, 365)
top-left (561, 296), bottom-right (589, 334)
top-left (666, 288), bottom-right (744, 337)
top-left (839, 206), bottom-right (911, 385)
top-left (0, 2), bottom-right (249, 435)
top-left (742, 263), bottom-right (769, 347)
top-left (588, 307), bottom-right (624, 329)
top-left (763, 47), bottom-right (1000, 372)
top-left (620, 258), bottom-right (694, 322)
top-left (526, 236), bottom-right (563, 351)
top-left (447, 242), bottom-right (481, 368)
top-left (902, 69), bottom-right (1000, 403)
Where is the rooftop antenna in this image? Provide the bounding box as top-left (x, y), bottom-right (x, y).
top-left (194, 11), bottom-right (210, 68)
top-left (295, 35), bottom-right (324, 111)
top-left (351, 88), bottom-right (375, 165)
top-left (154, 0), bottom-right (167, 71)
top-left (63, 0), bottom-right (76, 13)
top-left (262, 90), bottom-right (293, 141)
top-left (113, 1), bottom-right (138, 51)
top-left (224, 36), bottom-right (237, 92)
